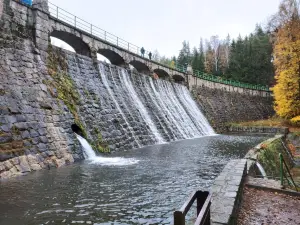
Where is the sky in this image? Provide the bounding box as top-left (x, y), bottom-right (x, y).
top-left (49, 0), bottom-right (282, 58)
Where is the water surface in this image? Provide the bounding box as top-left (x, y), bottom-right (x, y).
top-left (0, 134), bottom-right (267, 225)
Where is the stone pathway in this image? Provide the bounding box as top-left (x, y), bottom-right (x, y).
top-left (237, 185), bottom-right (300, 224)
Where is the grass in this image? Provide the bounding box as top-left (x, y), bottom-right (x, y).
top-left (228, 116), bottom-right (300, 132)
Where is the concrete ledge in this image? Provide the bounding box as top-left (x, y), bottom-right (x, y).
top-left (210, 159), bottom-right (247, 225)
top-left (226, 126), bottom-right (288, 134)
top-left (246, 183), bottom-right (300, 197)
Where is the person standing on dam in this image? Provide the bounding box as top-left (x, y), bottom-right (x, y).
top-left (148, 52), bottom-right (152, 60)
top-left (140, 47), bottom-right (145, 57)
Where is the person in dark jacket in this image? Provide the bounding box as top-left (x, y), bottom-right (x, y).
top-left (148, 52), bottom-right (152, 60)
top-left (140, 47), bottom-right (145, 57)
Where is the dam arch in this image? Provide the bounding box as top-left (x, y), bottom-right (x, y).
top-left (97, 49), bottom-right (125, 66)
top-left (50, 30), bottom-right (91, 57)
top-left (153, 68), bottom-right (170, 79)
top-left (129, 60), bottom-right (151, 74)
top-left (173, 74), bottom-right (185, 83)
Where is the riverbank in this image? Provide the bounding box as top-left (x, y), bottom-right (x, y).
top-left (226, 117), bottom-right (300, 133)
top-left (236, 132), bottom-right (300, 224)
top-left (210, 132), bottom-right (300, 224)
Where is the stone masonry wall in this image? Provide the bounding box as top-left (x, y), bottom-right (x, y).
top-left (192, 85), bottom-right (274, 133)
top-left (0, 0), bottom-right (82, 179)
top-left (210, 159), bottom-right (247, 225)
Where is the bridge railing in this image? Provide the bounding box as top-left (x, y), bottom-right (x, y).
top-left (47, 1), bottom-right (270, 92)
top-left (174, 191), bottom-right (211, 225)
top-left (49, 2), bottom-right (141, 55)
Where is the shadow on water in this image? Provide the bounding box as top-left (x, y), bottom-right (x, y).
top-left (0, 134), bottom-right (269, 225)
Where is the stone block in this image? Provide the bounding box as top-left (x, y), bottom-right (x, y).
top-left (30, 163), bottom-right (42, 171)
top-left (30, 129), bottom-right (39, 138)
top-left (19, 155), bottom-right (31, 173)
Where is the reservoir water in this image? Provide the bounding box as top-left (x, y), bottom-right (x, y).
top-left (0, 134), bottom-right (267, 225)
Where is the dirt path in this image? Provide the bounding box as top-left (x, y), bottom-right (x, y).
top-left (237, 186), bottom-right (300, 225)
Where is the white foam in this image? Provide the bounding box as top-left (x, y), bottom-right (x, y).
top-left (76, 134), bottom-right (139, 166)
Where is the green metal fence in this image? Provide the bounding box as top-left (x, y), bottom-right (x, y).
top-left (46, 1), bottom-right (270, 92)
top-left (279, 153), bottom-right (299, 191)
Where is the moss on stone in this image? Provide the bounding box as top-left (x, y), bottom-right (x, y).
top-left (46, 46), bottom-right (86, 136)
top-left (11, 125), bottom-right (20, 135)
top-left (257, 138), bottom-right (291, 178)
top-left (91, 128), bottom-right (110, 154)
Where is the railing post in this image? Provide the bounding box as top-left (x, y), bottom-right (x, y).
top-left (128, 43), bottom-right (130, 51)
top-left (117, 37), bottom-right (118, 46)
top-left (174, 211), bottom-right (185, 225)
top-left (74, 16), bottom-right (77, 27)
top-left (91, 24), bottom-right (93, 35)
top-left (56, 6), bottom-right (58, 19)
top-left (280, 153), bottom-right (283, 186)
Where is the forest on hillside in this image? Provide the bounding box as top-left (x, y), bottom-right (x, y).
top-left (153, 25), bottom-right (274, 86)
top-left (153, 0), bottom-right (300, 124)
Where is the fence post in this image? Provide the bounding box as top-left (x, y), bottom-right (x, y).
top-left (280, 153), bottom-right (283, 186)
top-left (128, 43), bottom-right (129, 51)
top-left (174, 211), bottom-right (185, 225)
top-left (104, 31), bottom-right (106, 41)
top-left (91, 24), bottom-right (93, 35)
top-left (74, 16), bottom-right (77, 27)
top-left (56, 6), bottom-right (58, 18)
top-left (117, 37), bottom-right (118, 46)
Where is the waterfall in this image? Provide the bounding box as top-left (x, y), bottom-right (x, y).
top-left (75, 134), bottom-right (139, 166)
top-left (66, 53), bottom-right (215, 152)
top-left (174, 83), bottom-right (215, 135)
top-left (118, 69), bottom-right (165, 143)
top-left (256, 162), bottom-right (267, 178)
top-left (98, 64), bottom-right (141, 148)
top-left (76, 134), bottom-right (97, 159)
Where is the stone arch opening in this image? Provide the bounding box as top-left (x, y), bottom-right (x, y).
top-left (97, 53), bottom-right (111, 64)
top-left (173, 74), bottom-right (185, 83)
top-left (153, 68), bottom-right (169, 79)
top-left (50, 30), bottom-right (91, 57)
top-left (98, 49), bottom-right (125, 66)
top-left (71, 124), bottom-right (84, 137)
top-left (50, 37), bottom-right (76, 53)
top-left (129, 60), bottom-right (150, 74)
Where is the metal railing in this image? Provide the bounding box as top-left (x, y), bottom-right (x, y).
top-left (174, 191), bottom-right (211, 225)
top-left (279, 153), bottom-right (299, 191)
top-left (47, 1), bottom-right (269, 91)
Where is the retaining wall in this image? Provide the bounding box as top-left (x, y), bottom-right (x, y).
top-left (192, 85), bottom-right (274, 133)
top-left (210, 159), bottom-right (247, 225)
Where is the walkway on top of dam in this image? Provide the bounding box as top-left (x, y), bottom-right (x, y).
top-left (20, 0), bottom-right (270, 91)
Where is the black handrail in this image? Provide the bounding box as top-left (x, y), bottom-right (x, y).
top-left (174, 191), bottom-right (211, 225)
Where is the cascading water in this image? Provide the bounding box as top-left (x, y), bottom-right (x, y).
top-left (75, 134), bottom-right (139, 166)
top-left (174, 83), bottom-right (215, 135)
top-left (98, 63), bottom-right (141, 148)
top-left (66, 52), bottom-right (215, 152)
top-left (119, 69), bottom-right (165, 143)
top-left (256, 162), bottom-right (267, 178)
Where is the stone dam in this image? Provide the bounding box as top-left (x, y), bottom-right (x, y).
top-left (0, 0), bottom-right (274, 179)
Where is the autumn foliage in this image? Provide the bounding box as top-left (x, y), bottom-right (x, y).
top-left (272, 0), bottom-right (300, 124)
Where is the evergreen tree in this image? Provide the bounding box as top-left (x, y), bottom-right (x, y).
top-left (198, 38), bottom-right (205, 72)
top-left (177, 41), bottom-right (191, 68)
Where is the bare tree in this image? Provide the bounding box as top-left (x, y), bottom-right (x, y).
top-left (210, 35), bottom-right (221, 73)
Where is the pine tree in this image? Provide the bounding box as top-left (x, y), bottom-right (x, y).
top-left (198, 38), bottom-right (206, 72)
top-left (177, 41), bottom-right (191, 67)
